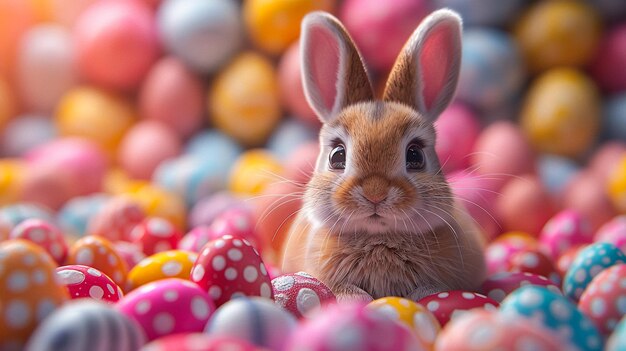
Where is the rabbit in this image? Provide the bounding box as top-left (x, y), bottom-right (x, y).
top-left (280, 9), bottom-right (487, 302)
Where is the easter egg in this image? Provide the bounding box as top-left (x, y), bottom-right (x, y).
top-left (87, 196), bottom-right (146, 242)
top-left (272, 272), bottom-right (336, 319)
top-left (210, 207), bottom-right (260, 249)
top-left (563, 172), bottom-right (617, 232)
top-left (0, 0), bottom-right (35, 77)
top-left (456, 29), bottom-right (525, 111)
top-left (184, 129), bottom-right (243, 157)
top-left (500, 285), bottom-right (604, 351)
top-left (67, 235), bottom-right (128, 288)
top-left (285, 302), bottom-right (420, 351)
top-left (16, 24), bottom-right (77, 113)
top-left (0, 76), bottom-right (16, 131)
top-left (0, 203), bottom-right (55, 228)
top-left (520, 68), bottom-right (601, 158)
top-left (563, 242), bottom-right (626, 301)
top-left (244, 0), bottom-right (334, 55)
top-left (609, 155), bottom-right (626, 213)
top-left (596, 215), bottom-right (626, 253)
top-left (367, 297), bottom-right (440, 349)
top-left (118, 121), bottom-right (182, 180)
top-left (469, 121), bottom-right (535, 190)
top-left (26, 299), bottom-right (146, 351)
top-left (56, 265), bottom-right (123, 302)
top-left (579, 264), bottom-right (626, 335)
top-left (117, 278), bottom-right (215, 341)
top-left (191, 235), bottom-right (273, 307)
top-left (537, 154), bottom-right (581, 196)
top-left (55, 86), bottom-right (136, 156)
top-left (122, 182), bottom-right (187, 230)
top-left (0, 239), bottom-right (69, 349)
top-left (496, 175), bottom-right (555, 236)
top-left (340, 0), bottom-right (430, 72)
top-left (229, 149), bottom-right (284, 196)
top-left (417, 290), bottom-right (499, 327)
top-left (139, 57), bottom-right (204, 138)
top-left (188, 192), bottom-right (249, 228)
top-left (509, 249), bottom-right (561, 285)
top-left (480, 272), bottom-right (561, 303)
top-left (19, 166), bottom-right (74, 211)
top-left (589, 141), bottom-right (626, 182)
top-left (266, 119), bottom-right (317, 162)
top-left (278, 41), bottom-right (318, 126)
top-left (178, 226), bottom-right (216, 253)
top-left (209, 52), bottom-right (281, 146)
top-left (607, 316), bottom-right (626, 351)
top-left (41, 0), bottom-right (98, 28)
top-left (157, 0), bottom-right (242, 73)
top-left (602, 93), bottom-right (626, 141)
top-left (1, 114), bottom-right (56, 157)
top-left (130, 217), bottom-right (182, 256)
top-left (57, 193), bottom-right (109, 237)
top-left (434, 103), bottom-right (480, 174)
top-left (514, 1), bottom-right (601, 73)
top-left (433, 0), bottom-right (524, 26)
top-left (590, 23), bottom-right (626, 93)
top-left (206, 297), bottom-right (297, 350)
top-left (126, 250), bottom-right (197, 290)
top-left (10, 218), bottom-right (68, 264)
top-left (557, 245), bottom-right (587, 279)
top-left (74, 0), bottom-right (159, 91)
top-left (539, 210), bottom-right (594, 260)
top-left (140, 334), bottom-right (257, 351)
top-left (0, 160), bottom-right (25, 206)
top-left (115, 241), bottom-right (146, 271)
top-left (436, 309), bottom-right (562, 351)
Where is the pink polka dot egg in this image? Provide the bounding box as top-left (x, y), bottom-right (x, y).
top-left (579, 263), bottom-right (626, 336)
top-left (140, 333), bottom-right (257, 351)
top-left (417, 290), bottom-right (499, 327)
top-left (130, 217), bottom-right (183, 256)
top-left (87, 196), bottom-right (146, 242)
top-left (539, 209), bottom-right (594, 260)
top-left (595, 215), bottom-right (626, 253)
top-left (480, 271), bottom-right (561, 303)
top-left (9, 218), bottom-right (68, 265)
top-left (271, 272), bottom-right (336, 319)
top-left (56, 265), bottom-right (123, 303)
top-left (178, 226), bottom-right (216, 253)
top-left (116, 278), bottom-right (215, 341)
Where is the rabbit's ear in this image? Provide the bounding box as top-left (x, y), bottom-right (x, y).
top-left (300, 12), bottom-right (374, 123)
top-left (383, 9), bottom-right (462, 122)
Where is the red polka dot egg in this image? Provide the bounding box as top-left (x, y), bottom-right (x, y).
top-left (87, 196), bottom-right (146, 242)
top-left (480, 271), bottom-right (561, 303)
top-left (417, 290), bottom-right (499, 327)
top-left (508, 247), bottom-right (561, 285)
top-left (579, 263), bottom-right (626, 336)
top-left (9, 218), bottom-right (68, 265)
top-left (191, 235), bottom-right (273, 307)
top-left (131, 217), bottom-right (183, 255)
top-left (56, 264), bottom-right (123, 302)
top-left (271, 272), bottom-right (336, 319)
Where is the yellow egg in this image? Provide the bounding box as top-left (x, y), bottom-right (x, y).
top-left (229, 149), bottom-right (283, 195)
top-left (0, 76), bottom-right (16, 131)
top-left (209, 52), bottom-right (281, 147)
top-left (126, 250), bottom-right (197, 291)
top-left (0, 239), bottom-right (69, 349)
top-left (55, 86), bottom-right (136, 157)
top-left (514, 1), bottom-right (602, 73)
top-left (122, 181), bottom-right (186, 230)
top-left (367, 297), bottom-right (441, 350)
top-left (520, 68), bottom-right (601, 158)
top-left (608, 155), bottom-right (626, 214)
top-left (0, 159), bottom-right (25, 206)
top-left (243, 0), bottom-right (334, 54)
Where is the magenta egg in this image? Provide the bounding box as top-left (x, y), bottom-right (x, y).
top-left (56, 264), bottom-right (123, 302)
top-left (539, 210), bottom-right (594, 260)
top-left (435, 103), bottom-right (480, 174)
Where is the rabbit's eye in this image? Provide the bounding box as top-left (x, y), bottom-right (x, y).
top-left (329, 144), bottom-right (346, 170)
top-left (406, 143), bottom-right (425, 171)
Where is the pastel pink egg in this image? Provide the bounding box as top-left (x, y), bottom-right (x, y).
top-left (590, 23), bottom-right (626, 93)
top-left (139, 57), bottom-right (204, 138)
top-left (56, 264), bottom-right (123, 302)
top-left (579, 264), bottom-right (626, 335)
top-left (87, 197), bottom-right (146, 242)
top-left (496, 175), bottom-right (555, 236)
top-left (562, 171), bottom-right (617, 232)
top-left (114, 241), bottom-right (147, 271)
top-left (117, 121), bottom-right (182, 180)
top-left (340, 0), bottom-right (432, 72)
top-left (130, 217), bottom-right (182, 256)
top-left (178, 226), bottom-right (216, 253)
top-left (417, 290), bottom-right (499, 327)
top-left (74, 0), bottom-right (159, 91)
top-left (210, 207), bottom-right (261, 251)
top-left (191, 235), bottom-right (273, 308)
top-left (539, 210), bottom-right (594, 260)
top-left (277, 41), bottom-right (319, 127)
top-left (435, 103), bottom-right (481, 174)
top-left (116, 278), bottom-right (215, 341)
top-left (480, 272), bottom-right (561, 303)
top-left (9, 218), bottom-right (68, 264)
top-left (20, 165), bottom-right (74, 210)
top-left (16, 24), bottom-right (77, 113)
top-left (470, 121), bottom-right (536, 190)
top-left (485, 232), bottom-right (540, 275)
top-left (140, 334), bottom-right (257, 351)
top-left (596, 215), bottom-right (626, 251)
top-left (588, 141), bottom-right (626, 182)
top-left (272, 272), bottom-right (336, 319)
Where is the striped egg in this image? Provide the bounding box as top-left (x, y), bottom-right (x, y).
top-left (25, 299), bottom-right (146, 351)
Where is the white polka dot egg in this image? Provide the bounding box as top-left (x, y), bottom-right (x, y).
top-left (126, 250), bottom-right (198, 291)
top-left (191, 234), bottom-right (273, 307)
top-left (480, 271), bottom-right (561, 303)
top-left (115, 278), bottom-right (215, 341)
top-left (9, 218), bottom-right (68, 265)
top-left (272, 272), bottom-right (336, 319)
top-left (140, 333), bottom-right (257, 351)
top-left (417, 290), bottom-right (499, 327)
top-left (579, 263), bottom-right (626, 336)
top-left (539, 210), bottom-right (594, 260)
top-left (56, 264), bottom-right (123, 302)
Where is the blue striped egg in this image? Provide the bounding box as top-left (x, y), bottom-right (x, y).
top-left (500, 286), bottom-right (603, 351)
top-left (563, 242), bottom-right (626, 301)
top-left (25, 299), bottom-right (146, 351)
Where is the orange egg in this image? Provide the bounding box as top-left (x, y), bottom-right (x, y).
top-left (122, 181), bottom-right (187, 230)
top-left (608, 155), bottom-right (626, 214)
top-left (0, 159), bottom-right (25, 206)
top-left (0, 239), bottom-right (69, 349)
top-left (67, 235), bottom-right (128, 288)
top-left (229, 149), bottom-right (284, 196)
top-left (126, 250), bottom-right (197, 291)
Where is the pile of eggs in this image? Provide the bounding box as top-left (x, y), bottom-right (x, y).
top-left (1, 0), bottom-right (626, 349)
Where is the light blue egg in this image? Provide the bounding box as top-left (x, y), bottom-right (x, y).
top-left (185, 129), bottom-right (243, 157)
top-left (157, 0), bottom-right (242, 73)
top-left (434, 0), bottom-right (525, 27)
top-left (1, 114), bottom-right (57, 157)
top-left (602, 93), bottom-right (626, 141)
top-left (0, 203), bottom-right (55, 227)
top-left (266, 118), bottom-right (317, 162)
top-left (456, 29), bottom-right (526, 113)
top-left (500, 285), bottom-right (604, 351)
top-left (538, 154), bottom-right (581, 196)
top-left (607, 315), bottom-right (626, 351)
top-left (563, 242), bottom-right (626, 301)
top-left (57, 193), bottom-right (110, 237)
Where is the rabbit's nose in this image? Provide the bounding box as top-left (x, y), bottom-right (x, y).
top-left (364, 193), bottom-right (387, 204)
top-left (361, 175), bottom-right (389, 204)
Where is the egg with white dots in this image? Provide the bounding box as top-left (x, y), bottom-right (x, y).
top-left (56, 265), bottom-right (122, 303)
top-left (271, 272), bottom-right (336, 319)
top-left (579, 264), bottom-right (626, 336)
